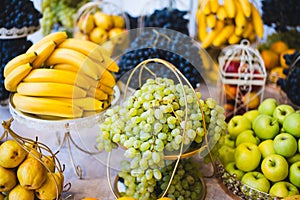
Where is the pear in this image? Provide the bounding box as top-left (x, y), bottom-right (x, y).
top-left (0, 140), bottom-right (28, 168)
top-left (8, 184), bottom-right (34, 200)
top-left (25, 142), bottom-right (42, 159)
top-left (17, 157), bottom-right (47, 190)
top-left (35, 171), bottom-right (64, 200)
top-left (42, 155), bottom-right (56, 173)
top-left (0, 166), bottom-right (17, 192)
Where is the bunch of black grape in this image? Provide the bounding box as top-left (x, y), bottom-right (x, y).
top-left (262, 0), bottom-right (300, 32)
top-left (277, 51), bottom-right (300, 106)
top-left (143, 8), bottom-right (189, 35)
top-left (117, 28), bottom-right (203, 88)
top-left (0, 38), bottom-right (33, 100)
top-left (0, 0), bottom-right (42, 29)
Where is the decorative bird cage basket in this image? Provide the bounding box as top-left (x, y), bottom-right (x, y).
top-left (218, 40), bottom-right (267, 121)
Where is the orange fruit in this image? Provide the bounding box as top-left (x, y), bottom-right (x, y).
top-left (242, 92), bottom-right (260, 109)
top-left (280, 49), bottom-right (296, 68)
top-left (90, 27), bottom-right (108, 44)
top-left (261, 49), bottom-right (279, 70)
top-left (270, 40), bottom-right (289, 55)
top-left (224, 84), bottom-right (237, 100)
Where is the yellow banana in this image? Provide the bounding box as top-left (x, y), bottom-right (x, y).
top-left (4, 63), bottom-right (32, 92)
top-left (32, 41), bottom-right (56, 68)
top-left (223, 0), bottom-right (236, 18)
top-left (98, 84), bottom-right (114, 95)
top-left (50, 97), bottom-right (104, 111)
top-left (26, 32), bottom-right (68, 53)
top-left (239, 0), bottom-right (251, 18)
top-left (235, 1), bottom-right (247, 31)
top-left (228, 33), bottom-right (241, 44)
top-left (12, 93), bottom-right (83, 118)
top-left (206, 14), bottom-right (217, 28)
top-left (52, 64), bottom-right (78, 73)
top-left (209, 0), bottom-right (219, 13)
top-left (17, 82), bottom-right (87, 98)
top-left (250, 3), bottom-right (264, 38)
top-left (45, 48), bottom-right (99, 80)
top-left (87, 87), bottom-right (108, 100)
top-left (202, 0), bottom-right (211, 15)
top-left (242, 21), bottom-right (254, 38)
top-left (57, 38), bottom-right (119, 73)
top-left (4, 52), bottom-right (37, 77)
top-left (201, 20), bottom-right (224, 48)
top-left (216, 5), bottom-right (227, 21)
top-left (197, 11), bottom-right (207, 42)
top-left (212, 24), bottom-right (235, 47)
top-left (23, 68), bottom-right (90, 90)
top-left (235, 26), bottom-right (245, 36)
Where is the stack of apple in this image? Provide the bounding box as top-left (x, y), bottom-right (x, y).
top-left (218, 98), bottom-right (300, 198)
top-left (0, 139), bottom-right (64, 200)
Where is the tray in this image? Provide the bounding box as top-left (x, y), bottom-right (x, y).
top-left (0, 26), bottom-right (40, 39)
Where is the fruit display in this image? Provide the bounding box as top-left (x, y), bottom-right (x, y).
top-left (4, 31), bottom-right (119, 119)
top-left (117, 28), bottom-right (209, 88)
top-left (218, 41), bottom-right (266, 121)
top-left (217, 98), bottom-right (300, 199)
top-left (41, 0), bottom-right (90, 36)
top-left (277, 50), bottom-right (300, 106)
top-left (0, 119), bottom-right (65, 200)
top-left (195, 0), bottom-right (264, 48)
top-left (74, 1), bottom-right (128, 52)
top-left (97, 59), bottom-right (227, 199)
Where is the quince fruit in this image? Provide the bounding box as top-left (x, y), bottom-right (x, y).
top-left (0, 140), bottom-right (27, 168)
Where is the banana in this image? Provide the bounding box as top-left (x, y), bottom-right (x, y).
top-left (228, 33), bottom-right (241, 44)
top-left (52, 64), bottom-right (78, 73)
top-left (87, 87), bottom-right (108, 100)
top-left (12, 93), bottom-right (83, 118)
top-left (4, 63), bottom-right (32, 92)
top-left (26, 32), bottom-right (68, 53)
top-left (201, 20), bottom-right (224, 48)
top-left (17, 82), bottom-right (87, 98)
top-left (23, 68), bottom-right (90, 90)
top-left (242, 21), bottom-right (254, 38)
top-left (209, 0), bottom-right (219, 13)
top-left (202, 0), bottom-right (211, 15)
top-left (250, 3), bottom-right (264, 38)
top-left (234, 26), bottom-right (245, 36)
top-left (32, 41), bottom-right (56, 68)
top-left (212, 24), bottom-right (235, 47)
top-left (98, 83), bottom-right (114, 95)
top-left (234, 1), bottom-right (247, 33)
top-left (223, 0), bottom-right (236, 18)
top-left (45, 48), bottom-right (99, 80)
top-left (216, 5), bottom-right (227, 21)
top-left (57, 38), bottom-right (119, 72)
top-left (238, 0), bottom-right (251, 18)
top-left (4, 52), bottom-right (37, 77)
top-left (50, 97), bottom-right (104, 111)
top-left (197, 11), bottom-right (207, 42)
top-left (206, 14), bottom-right (217, 28)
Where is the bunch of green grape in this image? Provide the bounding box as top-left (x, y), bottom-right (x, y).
top-left (41, 0), bottom-right (89, 36)
top-left (97, 77), bottom-right (227, 199)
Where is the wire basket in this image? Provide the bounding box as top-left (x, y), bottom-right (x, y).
top-left (99, 58), bottom-right (227, 199)
top-left (1, 118), bottom-right (70, 200)
top-left (218, 39), bottom-right (267, 121)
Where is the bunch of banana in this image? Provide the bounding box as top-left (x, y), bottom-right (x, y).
top-left (196, 0), bottom-right (264, 48)
top-left (4, 31), bottom-right (119, 120)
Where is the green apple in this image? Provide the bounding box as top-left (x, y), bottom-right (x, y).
top-left (225, 162), bottom-right (245, 180)
top-left (288, 153), bottom-right (300, 164)
top-left (258, 139), bottom-right (275, 158)
top-left (258, 98), bottom-right (278, 116)
top-left (283, 113), bottom-right (300, 138)
top-left (228, 115), bottom-right (252, 139)
top-left (289, 161), bottom-right (300, 188)
top-left (241, 171), bottom-right (270, 193)
top-left (234, 142), bottom-right (261, 172)
top-left (243, 110), bottom-right (260, 123)
top-left (273, 133), bottom-right (298, 157)
top-left (236, 130), bottom-right (260, 147)
top-left (269, 181), bottom-right (299, 198)
top-left (273, 104), bottom-right (295, 124)
top-left (261, 154), bottom-right (289, 182)
top-left (218, 145), bottom-right (235, 166)
top-left (252, 114), bottom-right (280, 139)
top-left (223, 134), bottom-right (235, 148)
